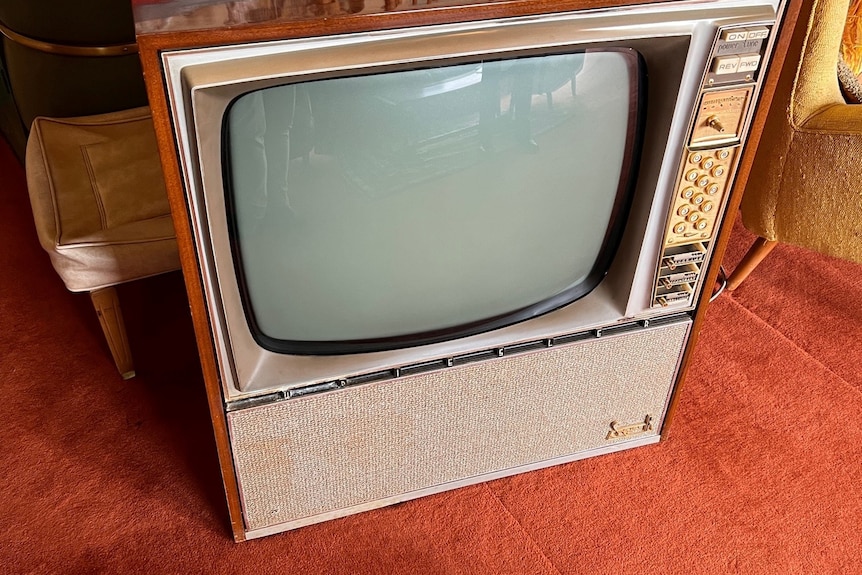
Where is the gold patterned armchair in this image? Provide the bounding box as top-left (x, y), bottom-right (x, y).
top-left (727, 0), bottom-right (862, 289)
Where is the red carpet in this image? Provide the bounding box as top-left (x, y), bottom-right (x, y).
top-left (1, 134), bottom-right (860, 573)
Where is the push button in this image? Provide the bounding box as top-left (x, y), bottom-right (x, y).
top-left (713, 55), bottom-right (740, 75)
top-left (746, 27), bottom-right (769, 40)
top-left (738, 54), bottom-right (761, 75)
top-left (721, 29), bottom-right (749, 42)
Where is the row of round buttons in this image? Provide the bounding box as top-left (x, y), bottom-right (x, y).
top-left (685, 165), bottom-right (726, 183)
top-left (678, 202), bottom-right (714, 218)
top-left (690, 149), bottom-right (731, 163)
top-left (673, 219), bottom-right (709, 234)
top-left (680, 187), bottom-right (719, 203)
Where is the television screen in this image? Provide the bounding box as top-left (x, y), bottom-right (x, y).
top-left (224, 48), bottom-right (644, 353)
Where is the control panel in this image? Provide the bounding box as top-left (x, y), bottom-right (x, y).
top-left (653, 24), bottom-right (771, 308)
top-left (706, 27), bottom-right (771, 86)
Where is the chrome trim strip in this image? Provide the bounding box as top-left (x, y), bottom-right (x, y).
top-left (0, 21), bottom-right (138, 57)
top-left (225, 314), bottom-right (692, 411)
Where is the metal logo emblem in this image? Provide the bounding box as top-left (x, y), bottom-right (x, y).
top-left (606, 415), bottom-right (653, 440)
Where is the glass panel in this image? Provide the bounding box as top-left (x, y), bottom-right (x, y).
top-left (225, 50), bottom-right (639, 346)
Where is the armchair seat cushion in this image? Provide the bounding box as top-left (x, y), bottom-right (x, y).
top-left (25, 107), bottom-right (180, 292)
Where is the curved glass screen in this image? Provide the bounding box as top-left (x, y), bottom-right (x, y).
top-left (224, 48), bottom-right (644, 354)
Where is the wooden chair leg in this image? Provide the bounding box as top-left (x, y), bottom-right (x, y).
top-left (90, 286), bottom-right (135, 379)
top-left (726, 237), bottom-right (778, 292)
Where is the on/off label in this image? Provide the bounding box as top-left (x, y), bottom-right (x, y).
top-left (721, 30), bottom-right (748, 42)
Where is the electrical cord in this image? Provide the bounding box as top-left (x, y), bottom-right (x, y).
top-left (710, 265), bottom-right (728, 302)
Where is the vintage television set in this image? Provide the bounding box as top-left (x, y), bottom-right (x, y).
top-left (133, 0), bottom-right (792, 540)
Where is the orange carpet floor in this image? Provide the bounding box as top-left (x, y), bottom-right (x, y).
top-left (1, 134), bottom-right (860, 574)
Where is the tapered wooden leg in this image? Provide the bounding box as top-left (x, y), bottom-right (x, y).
top-left (90, 287), bottom-right (135, 379)
top-left (726, 237), bottom-right (779, 291)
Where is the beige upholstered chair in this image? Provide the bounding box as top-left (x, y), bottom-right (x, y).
top-left (727, 0), bottom-right (862, 289)
top-left (25, 107), bottom-right (180, 378)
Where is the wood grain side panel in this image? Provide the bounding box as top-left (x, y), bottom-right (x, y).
top-left (137, 42), bottom-right (247, 542)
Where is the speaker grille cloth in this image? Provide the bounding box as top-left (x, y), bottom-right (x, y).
top-left (228, 322), bottom-right (688, 531)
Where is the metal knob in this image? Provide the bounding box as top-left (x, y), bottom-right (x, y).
top-left (706, 115), bottom-right (725, 133)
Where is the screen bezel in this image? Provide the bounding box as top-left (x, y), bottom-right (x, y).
top-left (220, 48), bottom-right (647, 355)
top-left (165, 1), bottom-right (775, 396)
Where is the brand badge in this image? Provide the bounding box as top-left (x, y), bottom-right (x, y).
top-left (606, 415), bottom-right (653, 440)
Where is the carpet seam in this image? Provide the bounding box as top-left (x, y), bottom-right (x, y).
top-left (721, 293), bottom-right (862, 398)
top-left (481, 483), bottom-right (566, 575)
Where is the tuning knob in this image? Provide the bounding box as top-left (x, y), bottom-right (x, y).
top-left (706, 115), bottom-right (726, 133)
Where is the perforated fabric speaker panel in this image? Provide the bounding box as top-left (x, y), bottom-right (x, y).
top-left (227, 319), bottom-right (690, 535)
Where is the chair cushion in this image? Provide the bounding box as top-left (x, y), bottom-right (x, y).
top-left (25, 107), bottom-right (180, 292)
